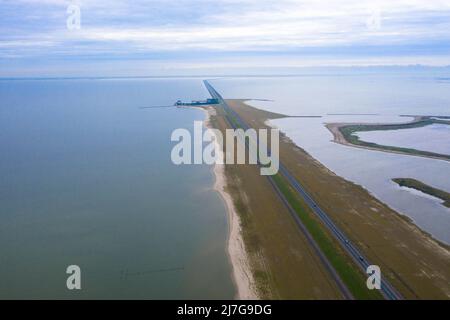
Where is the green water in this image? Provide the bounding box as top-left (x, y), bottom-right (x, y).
top-left (0, 78), bottom-right (235, 299)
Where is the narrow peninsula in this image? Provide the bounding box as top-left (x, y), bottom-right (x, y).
top-left (326, 116), bottom-right (450, 161)
top-left (393, 178), bottom-right (450, 208)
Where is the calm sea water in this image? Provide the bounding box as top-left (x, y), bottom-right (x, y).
top-left (210, 72), bottom-right (450, 116)
top-left (210, 72), bottom-right (450, 244)
top-left (0, 78), bottom-right (235, 299)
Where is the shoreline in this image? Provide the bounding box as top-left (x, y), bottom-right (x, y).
top-left (325, 122), bottom-right (450, 162)
top-left (270, 119), bottom-right (450, 246)
top-left (268, 118), bottom-right (450, 246)
top-left (202, 107), bottom-right (258, 300)
top-left (233, 99), bottom-right (450, 298)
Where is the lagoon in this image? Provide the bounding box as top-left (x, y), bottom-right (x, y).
top-left (356, 123), bottom-right (450, 155)
top-left (211, 73), bottom-right (450, 244)
top-left (0, 78), bottom-right (235, 299)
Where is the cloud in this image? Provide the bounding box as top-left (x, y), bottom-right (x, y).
top-left (1, 0), bottom-right (450, 72)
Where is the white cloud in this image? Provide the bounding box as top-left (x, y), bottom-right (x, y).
top-left (1, 0), bottom-right (450, 66)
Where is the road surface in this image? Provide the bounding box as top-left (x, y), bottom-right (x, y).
top-left (204, 80), bottom-right (402, 300)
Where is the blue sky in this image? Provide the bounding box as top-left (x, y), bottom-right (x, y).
top-left (1, 0), bottom-right (450, 76)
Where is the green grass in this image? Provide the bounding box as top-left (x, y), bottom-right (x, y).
top-left (221, 105), bottom-right (241, 129)
top-left (393, 178), bottom-right (450, 208)
top-left (272, 173), bottom-right (383, 300)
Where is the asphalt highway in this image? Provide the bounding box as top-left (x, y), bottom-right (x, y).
top-left (204, 80), bottom-right (402, 300)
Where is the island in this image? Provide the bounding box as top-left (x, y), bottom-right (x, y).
top-left (393, 178), bottom-right (450, 208)
top-left (326, 116), bottom-right (450, 161)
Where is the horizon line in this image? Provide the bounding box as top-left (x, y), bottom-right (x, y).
top-left (1, 65), bottom-right (449, 81)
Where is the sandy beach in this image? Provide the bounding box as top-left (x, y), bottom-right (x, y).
top-left (202, 107), bottom-right (258, 300)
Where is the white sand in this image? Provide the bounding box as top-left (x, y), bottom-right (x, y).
top-left (213, 162), bottom-right (259, 299)
top-left (202, 107), bottom-right (258, 300)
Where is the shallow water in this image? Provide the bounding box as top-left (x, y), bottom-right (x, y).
top-left (356, 123), bottom-right (450, 155)
top-left (270, 115), bottom-right (450, 244)
top-left (0, 78), bottom-right (235, 298)
top-left (211, 73), bottom-right (450, 244)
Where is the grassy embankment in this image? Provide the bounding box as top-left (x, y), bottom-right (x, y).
top-left (216, 103), bottom-right (381, 299)
top-left (209, 107), bottom-right (345, 299)
top-left (272, 173), bottom-right (381, 299)
top-left (393, 178), bottom-right (450, 208)
top-left (225, 99), bottom-right (450, 299)
top-left (338, 118), bottom-right (450, 161)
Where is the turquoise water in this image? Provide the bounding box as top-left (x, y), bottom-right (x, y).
top-left (0, 78), bottom-right (235, 299)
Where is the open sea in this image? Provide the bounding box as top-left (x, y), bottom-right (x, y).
top-left (1, 70), bottom-right (449, 298)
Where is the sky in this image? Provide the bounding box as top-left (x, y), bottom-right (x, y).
top-left (1, 0), bottom-right (450, 76)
